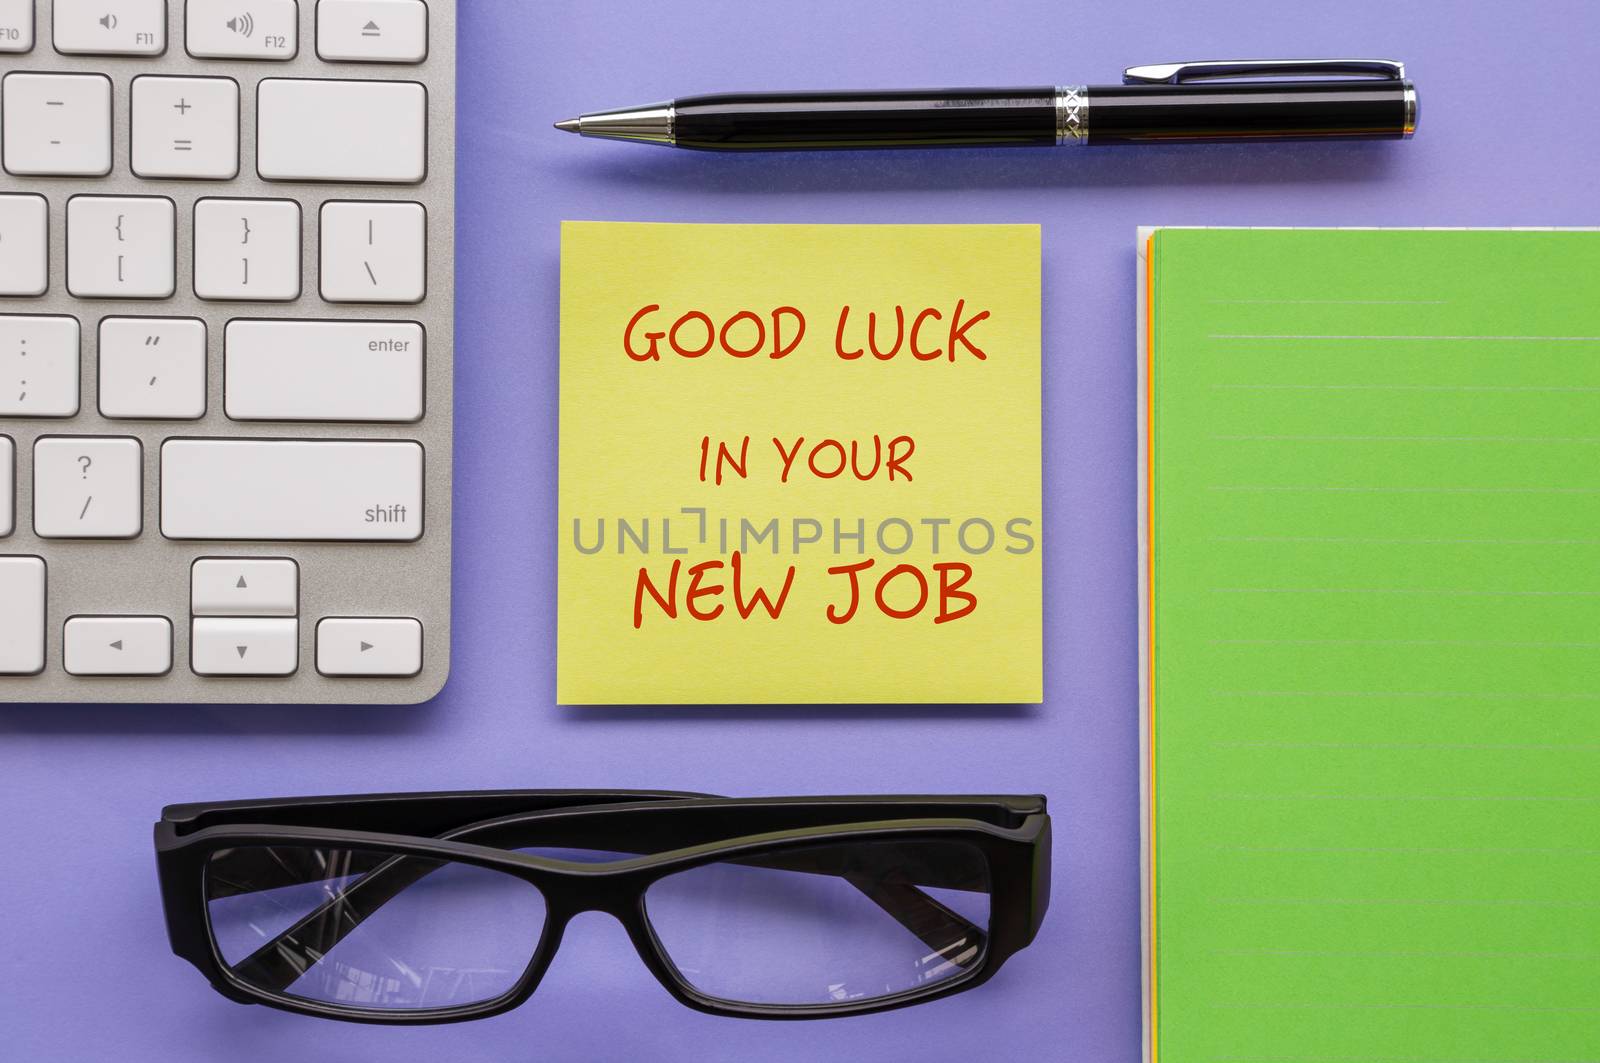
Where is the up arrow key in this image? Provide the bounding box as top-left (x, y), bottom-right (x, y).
top-left (192, 559), bottom-right (298, 617)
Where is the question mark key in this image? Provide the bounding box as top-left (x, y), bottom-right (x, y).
top-left (33, 436), bottom-right (144, 539)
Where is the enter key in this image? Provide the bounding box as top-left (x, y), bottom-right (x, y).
top-left (224, 319), bottom-right (424, 422)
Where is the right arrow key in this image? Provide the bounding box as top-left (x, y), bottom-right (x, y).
top-left (317, 617), bottom-right (422, 678)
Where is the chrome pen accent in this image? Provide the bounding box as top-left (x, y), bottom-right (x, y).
top-left (1054, 85), bottom-right (1087, 145)
top-left (555, 101), bottom-right (675, 146)
top-left (1121, 58), bottom-right (1407, 84)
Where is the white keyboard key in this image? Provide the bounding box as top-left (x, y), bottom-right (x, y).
top-left (316, 617), bottom-right (422, 677)
top-left (186, 0), bottom-right (297, 59)
top-left (64, 616), bottom-right (172, 676)
top-left (0, 194), bottom-right (48, 296)
top-left (132, 76), bottom-right (239, 180)
top-left (318, 0), bottom-right (427, 63)
top-left (1, 73), bottom-right (112, 176)
top-left (193, 198), bottom-right (301, 300)
top-left (0, 436), bottom-right (12, 537)
top-left (225, 319), bottom-right (423, 421)
top-left (161, 439), bottom-right (423, 541)
top-left (0, 315), bottom-right (80, 418)
top-left (98, 317), bottom-right (207, 420)
top-left (258, 78), bottom-right (426, 183)
top-left (54, 0), bottom-right (165, 55)
top-left (0, 0), bottom-right (33, 52)
top-left (67, 196), bottom-right (176, 299)
top-left (192, 617), bottom-right (298, 676)
top-left (192, 558), bottom-right (298, 616)
top-left (34, 436), bottom-right (143, 539)
top-left (0, 557), bottom-right (46, 674)
top-left (320, 201), bottom-right (425, 303)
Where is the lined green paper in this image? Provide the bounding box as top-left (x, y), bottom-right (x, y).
top-left (1146, 229), bottom-right (1600, 1062)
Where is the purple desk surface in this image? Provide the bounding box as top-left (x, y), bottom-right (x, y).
top-left (3, 1), bottom-right (1596, 1059)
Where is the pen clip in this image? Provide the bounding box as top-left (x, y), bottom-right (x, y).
top-left (1121, 59), bottom-right (1407, 85)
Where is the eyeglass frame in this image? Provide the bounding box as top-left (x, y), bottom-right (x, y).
top-left (154, 789), bottom-right (1052, 1025)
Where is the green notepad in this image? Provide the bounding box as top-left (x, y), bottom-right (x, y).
top-left (1140, 228), bottom-right (1600, 1062)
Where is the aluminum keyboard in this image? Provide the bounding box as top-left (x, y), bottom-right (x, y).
top-left (0, 0), bottom-right (454, 703)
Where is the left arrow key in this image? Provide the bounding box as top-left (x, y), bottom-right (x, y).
top-left (64, 616), bottom-right (171, 676)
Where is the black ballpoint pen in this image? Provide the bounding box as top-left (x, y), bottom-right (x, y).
top-left (555, 59), bottom-right (1416, 151)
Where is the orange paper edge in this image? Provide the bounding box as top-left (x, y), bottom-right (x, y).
top-left (1144, 232), bottom-right (1159, 1063)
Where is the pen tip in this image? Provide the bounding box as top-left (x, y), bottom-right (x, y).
top-left (554, 118), bottom-right (581, 134)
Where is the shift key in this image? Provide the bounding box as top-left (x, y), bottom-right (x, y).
top-left (161, 439), bottom-right (423, 541)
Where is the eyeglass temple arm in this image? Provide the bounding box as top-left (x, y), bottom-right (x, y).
top-left (223, 850), bottom-right (433, 995)
top-left (844, 871), bottom-right (988, 972)
top-left (225, 846), bottom-right (985, 996)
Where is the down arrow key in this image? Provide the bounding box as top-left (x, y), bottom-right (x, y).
top-left (192, 618), bottom-right (298, 676)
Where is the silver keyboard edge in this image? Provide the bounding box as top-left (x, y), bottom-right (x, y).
top-left (0, 0), bottom-right (455, 704)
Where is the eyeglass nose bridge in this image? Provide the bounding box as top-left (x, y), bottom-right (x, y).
top-left (532, 863), bottom-right (657, 922)
top-left (524, 877), bottom-right (684, 999)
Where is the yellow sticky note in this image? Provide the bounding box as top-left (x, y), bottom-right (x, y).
top-left (558, 222), bottom-right (1042, 704)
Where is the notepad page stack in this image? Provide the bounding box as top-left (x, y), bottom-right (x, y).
top-left (1140, 228), bottom-right (1600, 1062)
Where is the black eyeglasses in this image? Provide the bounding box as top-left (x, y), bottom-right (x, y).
top-left (154, 790), bottom-right (1051, 1024)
